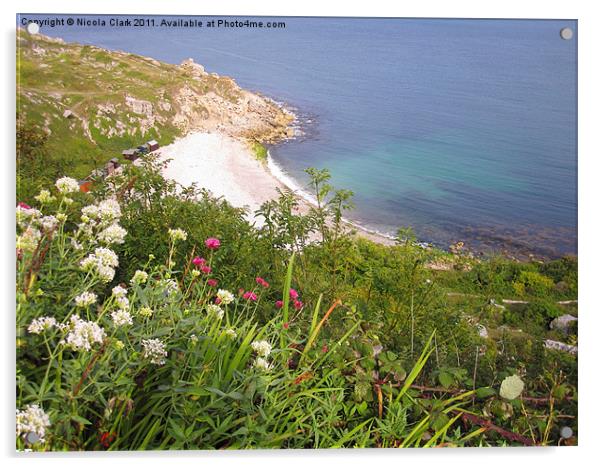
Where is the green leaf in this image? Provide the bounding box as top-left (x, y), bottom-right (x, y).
top-left (438, 371), bottom-right (454, 389)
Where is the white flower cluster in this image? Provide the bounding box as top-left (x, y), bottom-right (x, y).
top-left (251, 340), bottom-right (272, 358)
top-left (16, 205), bottom-right (42, 227)
top-left (141, 338), bottom-right (167, 365)
top-left (80, 247), bottom-right (119, 282)
top-left (64, 315), bottom-right (106, 352)
top-left (159, 279), bottom-right (179, 298)
top-left (55, 176), bottom-right (79, 194)
top-left (206, 304), bottom-right (224, 319)
top-left (130, 270), bottom-right (148, 285)
top-left (16, 227), bottom-right (42, 253)
top-left (225, 328), bottom-right (237, 339)
top-left (39, 215), bottom-right (58, 233)
top-left (16, 404), bottom-right (50, 443)
top-left (253, 357), bottom-right (273, 372)
top-left (112, 285), bottom-right (127, 298)
top-left (78, 198), bottom-right (126, 245)
top-left (97, 223), bottom-right (127, 245)
top-left (111, 309), bottom-right (133, 327)
top-left (75, 291), bottom-right (97, 308)
top-left (138, 306), bottom-right (154, 318)
top-left (217, 289), bottom-right (235, 305)
top-left (168, 228), bottom-right (187, 242)
top-left (27, 316), bottom-right (58, 334)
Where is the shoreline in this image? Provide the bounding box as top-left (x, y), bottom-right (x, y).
top-left (155, 130), bottom-right (395, 246)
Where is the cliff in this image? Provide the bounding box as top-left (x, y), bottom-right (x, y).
top-left (16, 29), bottom-right (294, 179)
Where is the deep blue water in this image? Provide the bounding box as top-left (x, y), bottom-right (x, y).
top-left (21, 15), bottom-right (577, 257)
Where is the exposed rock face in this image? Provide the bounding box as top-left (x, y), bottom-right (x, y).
top-left (125, 95), bottom-right (154, 117)
top-left (544, 339), bottom-right (577, 355)
top-left (180, 58), bottom-right (207, 77)
top-left (549, 314), bottom-right (578, 333)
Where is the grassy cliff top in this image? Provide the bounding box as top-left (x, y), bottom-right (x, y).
top-left (17, 29), bottom-right (294, 183)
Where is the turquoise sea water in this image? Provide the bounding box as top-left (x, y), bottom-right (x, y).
top-left (22, 16), bottom-right (577, 257)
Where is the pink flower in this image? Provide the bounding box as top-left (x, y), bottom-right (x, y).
top-left (200, 265), bottom-right (211, 275)
top-left (275, 300), bottom-right (283, 309)
top-left (18, 202), bottom-right (31, 210)
top-left (293, 300), bottom-right (304, 310)
top-left (283, 322), bottom-right (289, 330)
top-left (192, 256), bottom-right (206, 267)
top-left (215, 297), bottom-right (222, 305)
top-left (205, 237), bottom-right (221, 250)
top-left (243, 291), bottom-right (257, 301)
top-left (289, 289), bottom-right (299, 299)
top-left (321, 345), bottom-right (328, 353)
top-left (255, 277), bottom-right (269, 288)
top-left (207, 279), bottom-right (218, 287)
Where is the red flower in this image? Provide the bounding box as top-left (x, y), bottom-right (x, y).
top-left (99, 431), bottom-right (116, 448)
top-left (243, 291), bottom-right (257, 301)
top-left (205, 237), bottom-right (221, 250)
top-left (215, 297), bottom-right (222, 305)
top-left (207, 279), bottom-right (218, 287)
top-left (200, 265), bottom-right (211, 275)
top-left (275, 300), bottom-right (283, 309)
top-left (255, 277), bottom-right (269, 288)
top-left (283, 322), bottom-right (289, 329)
top-left (192, 256), bottom-right (206, 267)
top-left (293, 299), bottom-right (304, 310)
top-left (321, 345), bottom-right (328, 353)
top-left (18, 202), bottom-right (31, 210)
top-left (289, 288), bottom-right (299, 299)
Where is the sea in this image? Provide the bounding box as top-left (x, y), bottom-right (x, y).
top-left (21, 15), bottom-right (577, 258)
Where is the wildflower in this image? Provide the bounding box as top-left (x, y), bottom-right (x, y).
top-left (321, 345), bottom-right (329, 353)
top-left (55, 176), bottom-right (79, 194)
top-left (16, 205), bottom-right (41, 227)
top-left (207, 278), bottom-right (218, 287)
top-left (283, 322), bottom-right (289, 330)
top-left (34, 189), bottom-right (55, 204)
top-left (160, 279), bottom-right (179, 297)
top-left (243, 291), bottom-right (258, 301)
top-left (191, 269), bottom-right (201, 278)
top-left (97, 265), bottom-right (116, 283)
top-left (64, 315), bottom-right (106, 352)
top-left (168, 228), bottom-right (187, 242)
top-left (255, 277), bottom-right (269, 288)
top-left (75, 291), bottom-right (97, 307)
top-left (71, 238), bottom-right (83, 251)
top-left (138, 306), bottom-right (153, 318)
top-left (205, 237), bottom-right (220, 250)
top-left (190, 334), bottom-right (198, 344)
top-left (99, 431), bottom-right (116, 448)
top-left (200, 265), bottom-right (211, 275)
top-left (98, 223), bottom-right (127, 245)
top-left (113, 340), bottom-right (125, 351)
top-left (251, 340), bottom-right (272, 357)
top-left (293, 300), bottom-right (304, 310)
top-left (192, 256), bottom-right (206, 267)
top-left (253, 357), bottom-right (273, 372)
top-left (141, 338), bottom-right (168, 365)
top-left (275, 300), bottom-right (283, 309)
top-left (27, 316), bottom-right (57, 334)
top-left (217, 289), bottom-right (234, 305)
top-left (63, 197), bottom-right (74, 206)
top-left (289, 289), bottom-right (299, 300)
top-left (112, 285), bottom-right (127, 298)
top-left (18, 201), bottom-right (31, 210)
top-left (500, 374), bottom-right (525, 400)
top-left (130, 270), bottom-right (148, 285)
top-left (207, 304), bottom-right (224, 319)
top-left (40, 215), bottom-right (58, 232)
top-left (94, 247), bottom-right (119, 268)
top-left (16, 404), bottom-right (50, 443)
top-left (56, 213), bottom-right (67, 222)
top-left (16, 227), bottom-right (41, 253)
top-left (115, 296), bottom-right (130, 310)
top-left (225, 329), bottom-right (237, 339)
top-left (111, 309), bottom-right (133, 327)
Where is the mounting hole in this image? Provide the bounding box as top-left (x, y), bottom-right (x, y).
top-left (560, 426), bottom-right (573, 439)
top-left (560, 27), bottom-right (573, 40)
top-left (26, 22), bottom-right (40, 35)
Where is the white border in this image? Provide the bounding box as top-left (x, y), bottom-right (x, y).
top-left (3, 1), bottom-right (600, 465)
